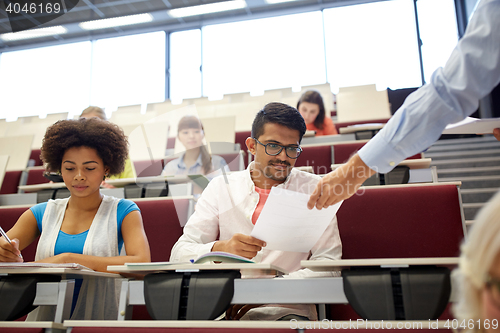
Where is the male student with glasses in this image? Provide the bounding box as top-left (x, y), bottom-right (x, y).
top-left (170, 102), bottom-right (342, 321)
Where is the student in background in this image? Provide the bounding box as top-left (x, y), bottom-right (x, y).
top-left (454, 190), bottom-right (500, 332)
top-left (80, 106), bottom-right (136, 179)
top-left (0, 118), bottom-right (151, 320)
top-left (170, 103), bottom-right (341, 321)
top-left (162, 115), bottom-right (229, 178)
top-left (297, 90), bottom-right (338, 136)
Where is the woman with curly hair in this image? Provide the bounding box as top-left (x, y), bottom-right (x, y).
top-left (80, 106), bottom-right (136, 179)
top-left (0, 118), bottom-right (150, 320)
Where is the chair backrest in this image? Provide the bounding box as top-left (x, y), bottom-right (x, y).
top-left (218, 152), bottom-right (244, 171)
top-left (0, 205), bottom-right (38, 262)
top-left (134, 159), bottom-right (165, 177)
top-left (333, 142), bottom-right (422, 164)
top-left (336, 84), bottom-right (391, 123)
top-left (333, 142), bottom-right (367, 164)
top-left (0, 135), bottom-right (33, 171)
top-left (295, 145), bottom-right (333, 175)
top-left (337, 184), bottom-right (465, 259)
top-left (29, 149), bottom-right (43, 167)
top-left (235, 131), bottom-right (251, 168)
top-left (0, 171), bottom-right (23, 195)
top-left (26, 168), bottom-right (49, 186)
top-left (132, 197), bottom-right (190, 262)
top-left (166, 137), bottom-right (176, 149)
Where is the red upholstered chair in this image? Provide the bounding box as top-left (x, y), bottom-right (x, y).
top-left (166, 137), bottom-right (176, 149)
top-left (0, 205), bottom-right (38, 262)
top-left (235, 130), bottom-right (251, 168)
top-left (129, 197), bottom-right (191, 320)
top-left (332, 142), bottom-right (367, 164)
top-left (337, 184), bottom-right (464, 259)
top-left (26, 168), bottom-right (50, 186)
top-left (294, 145), bottom-right (333, 175)
top-left (134, 159), bottom-right (165, 177)
top-left (332, 142), bottom-right (422, 165)
top-left (0, 171), bottom-right (23, 195)
top-left (133, 198), bottom-right (189, 262)
top-left (329, 183), bottom-right (465, 320)
top-left (216, 152), bottom-right (244, 171)
top-left (29, 149), bottom-right (43, 167)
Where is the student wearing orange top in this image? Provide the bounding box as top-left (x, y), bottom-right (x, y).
top-left (297, 90), bottom-right (338, 136)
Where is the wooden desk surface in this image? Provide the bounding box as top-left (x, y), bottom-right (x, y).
top-left (302, 257), bottom-right (460, 271)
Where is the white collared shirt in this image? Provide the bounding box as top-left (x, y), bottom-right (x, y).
top-left (170, 162), bottom-right (342, 320)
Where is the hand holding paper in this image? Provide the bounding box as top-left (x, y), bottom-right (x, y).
top-left (251, 187), bottom-right (343, 253)
top-left (212, 233), bottom-right (266, 260)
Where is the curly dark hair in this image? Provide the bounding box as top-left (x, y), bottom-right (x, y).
top-left (41, 118), bottom-right (129, 175)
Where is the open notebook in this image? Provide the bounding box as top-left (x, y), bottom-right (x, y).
top-left (124, 251), bottom-right (254, 268)
top-left (0, 262), bottom-right (93, 270)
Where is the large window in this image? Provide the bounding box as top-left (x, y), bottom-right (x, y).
top-left (0, 1), bottom-right (463, 119)
top-left (202, 11), bottom-right (327, 98)
top-left (323, 0), bottom-right (422, 91)
top-left (416, 0), bottom-right (458, 83)
top-left (90, 31), bottom-right (166, 110)
top-left (169, 29), bottom-right (202, 102)
top-left (0, 42), bottom-right (92, 120)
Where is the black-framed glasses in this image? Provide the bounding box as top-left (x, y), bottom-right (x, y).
top-left (253, 138), bottom-right (302, 159)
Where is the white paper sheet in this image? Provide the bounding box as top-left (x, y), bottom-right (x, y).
top-left (442, 117), bottom-right (500, 134)
top-left (250, 187), bottom-right (343, 253)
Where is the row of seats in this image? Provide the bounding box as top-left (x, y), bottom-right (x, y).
top-left (0, 138), bottom-right (423, 198)
top-left (0, 182), bottom-right (466, 323)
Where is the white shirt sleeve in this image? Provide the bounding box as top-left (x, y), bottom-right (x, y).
top-left (358, 0), bottom-right (500, 174)
top-left (169, 178), bottom-right (221, 262)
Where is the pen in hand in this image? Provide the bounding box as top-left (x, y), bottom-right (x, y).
top-left (0, 226), bottom-right (23, 260)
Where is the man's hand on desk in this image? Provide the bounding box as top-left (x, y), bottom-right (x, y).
top-left (308, 153), bottom-right (376, 210)
top-left (212, 233), bottom-right (266, 260)
top-left (225, 304), bottom-right (262, 320)
top-left (0, 238), bottom-right (23, 262)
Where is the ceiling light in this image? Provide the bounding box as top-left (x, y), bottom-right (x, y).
top-left (79, 13), bottom-right (153, 31)
top-left (264, 0), bottom-right (300, 3)
top-left (168, 0), bottom-right (247, 18)
top-left (0, 26), bottom-right (67, 41)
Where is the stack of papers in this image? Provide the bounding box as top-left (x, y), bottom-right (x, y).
top-left (442, 117), bottom-right (500, 134)
top-left (0, 262), bottom-right (93, 270)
